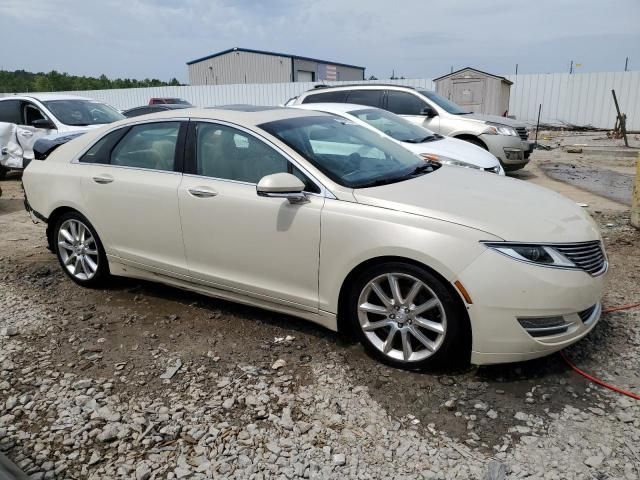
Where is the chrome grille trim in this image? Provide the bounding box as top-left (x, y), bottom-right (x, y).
top-left (553, 241), bottom-right (607, 276)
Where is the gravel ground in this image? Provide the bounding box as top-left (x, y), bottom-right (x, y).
top-left (1, 155), bottom-right (639, 479)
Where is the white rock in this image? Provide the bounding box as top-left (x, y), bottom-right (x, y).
top-left (271, 359), bottom-right (286, 370)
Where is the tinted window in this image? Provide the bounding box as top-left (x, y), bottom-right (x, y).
top-left (79, 128), bottom-right (129, 164)
top-left (0, 100), bottom-right (21, 124)
top-left (260, 116), bottom-right (436, 188)
top-left (345, 90), bottom-right (383, 108)
top-left (386, 91), bottom-right (427, 115)
top-left (24, 104), bottom-right (47, 126)
top-left (111, 122), bottom-right (179, 171)
top-left (195, 123), bottom-right (296, 185)
top-left (301, 91), bottom-right (348, 104)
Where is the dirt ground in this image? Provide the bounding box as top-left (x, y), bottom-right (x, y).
top-left (1, 136), bottom-right (639, 479)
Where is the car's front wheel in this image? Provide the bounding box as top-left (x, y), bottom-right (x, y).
top-left (348, 262), bottom-right (468, 369)
top-left (54, 212), bottom-right (109, 287)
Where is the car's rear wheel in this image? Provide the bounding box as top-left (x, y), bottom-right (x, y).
top-left (348, 262), bottom-right (468, 369)
top-left (0, 166), bottom-right (8, 180)
top-left (54, 212), bottom-right (109, 287)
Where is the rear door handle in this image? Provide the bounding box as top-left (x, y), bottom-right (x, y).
top-left (188, 187), bottom-right (218, 198)
top-left (93, 175), bottom-right (114, 184)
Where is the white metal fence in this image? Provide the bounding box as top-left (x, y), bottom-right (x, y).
top-left (2, 72), bottom-right (639, 130)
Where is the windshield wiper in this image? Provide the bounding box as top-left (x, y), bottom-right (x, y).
top-left (404, 135), bottom-right (437, 143)
top-left (354, 164), bottom-right (435, 189)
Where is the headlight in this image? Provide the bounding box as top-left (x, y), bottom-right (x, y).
top-left (482, 242), bottom-right (576, 268)
top-left (483, 123), bottom-right (518, 136)
top-left (420, 153), bottom-right (482, 170)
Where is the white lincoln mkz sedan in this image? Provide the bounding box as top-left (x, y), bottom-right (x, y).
top-left (23, 106), bottom-right (607, 368)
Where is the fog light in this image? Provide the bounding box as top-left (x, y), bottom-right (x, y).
top-left (503, 148), bottom-right (524, 161)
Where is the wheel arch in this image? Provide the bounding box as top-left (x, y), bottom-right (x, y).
top-left (336, 255), bottom-right (472, 350)
top-left (452, 134), bottom-right (488, 150)
top-left (45, 205), bottom-right (93, 252)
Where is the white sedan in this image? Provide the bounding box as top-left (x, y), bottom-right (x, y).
top-left (290, 103), bottom-right (504, 175)
top-left (23, 106), bottom-right (606, 368)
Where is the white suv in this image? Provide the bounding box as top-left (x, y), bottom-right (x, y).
top-left (0, 94), bottom-right (124, 178)
top-left (288, 84), bottom-right (534, 171)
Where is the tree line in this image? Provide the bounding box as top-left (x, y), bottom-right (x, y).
top-left (0, 69), bottom-right (183, 93)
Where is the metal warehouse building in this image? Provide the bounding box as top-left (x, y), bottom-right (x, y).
top-left (187, 47), bottom-right (365, 86)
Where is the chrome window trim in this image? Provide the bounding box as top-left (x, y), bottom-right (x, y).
top-left (189, 118), bottom-right (336, 199)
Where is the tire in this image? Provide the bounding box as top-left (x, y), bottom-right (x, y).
top-left (54, 211), bottom-right (110, 287)
top-left (347, 262), bottom-right (469, 369)
top-left (0, 167), bottom-right (7, 180)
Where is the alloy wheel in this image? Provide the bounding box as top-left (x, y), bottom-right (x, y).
top-left (57, 219), bottom-right (100, 281)
top-left (357, 272), bottom-right (447, 362)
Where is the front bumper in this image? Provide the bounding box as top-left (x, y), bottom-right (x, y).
top-left (457, 249), bottom-right (605, 365)
top-left (480, 134), bottom-right (530, 169)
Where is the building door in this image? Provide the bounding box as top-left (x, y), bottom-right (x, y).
top-left (452, 79), bottom-right (484, 113)
top-left (298, 70), bottom-right (315, 82)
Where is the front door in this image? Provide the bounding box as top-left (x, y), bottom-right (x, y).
top-left (385, 90), bottom-right (440, 132)
top-left (79, 121), bottom-right (188, 276)
top-left (178, 121), bottom-right (323, 311)
top-left (18, 102), bottom-right (57, 161)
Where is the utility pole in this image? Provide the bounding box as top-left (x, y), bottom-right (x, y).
top-left (625, 57), bottom-right (629, 72)
top-left (569, 60), bottom-right (573, 74)
top-left (515, 64), bottom-right (518, 75)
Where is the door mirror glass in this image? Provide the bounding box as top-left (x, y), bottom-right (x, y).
top-left (420, 107), bottom-right (438, 118)
top-left (257, 173), bottom-right (307, 204)
top-left (31, 118), bottom-right (56, 129)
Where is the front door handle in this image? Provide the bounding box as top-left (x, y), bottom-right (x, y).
top-left (92, 175), bottom-right (114, 184)
top-left (188, 187), bottom-right (218, 198)
top-left (19, 130), bottom-right (33, 137)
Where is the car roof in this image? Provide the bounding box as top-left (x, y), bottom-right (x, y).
top-left (0, 93), bottom-right (94, 102)
top-left (112, 106), bottom-right (330, 127)
top-left (125, 104), bottom-right (190, 112)
top-left (300, 84), bottom-right (432, 96)
top-left (291, 103), bottom-right (380, 114)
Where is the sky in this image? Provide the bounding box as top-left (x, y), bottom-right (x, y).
top-left (0, 0), bottom-right (638, 83)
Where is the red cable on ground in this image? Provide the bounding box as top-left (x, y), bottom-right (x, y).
top-left (561, 302), bottom-right (640, 401)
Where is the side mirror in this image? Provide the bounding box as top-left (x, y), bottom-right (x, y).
top-left (257, 173), bottom-right (308, 204)
top-left (420, 107), bottom-right (438, 118)
top-left (31, 118), bottom-right (55, 130)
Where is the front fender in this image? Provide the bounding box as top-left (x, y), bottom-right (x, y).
top-left (318, 199), bottom-right (494, 314)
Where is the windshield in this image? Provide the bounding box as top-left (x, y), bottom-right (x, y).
top-left (350, 108), bottom-right (439, 143)
top-left (43, 100), bottom-right (125, 126)
top-left (419, 91), bottom-right (471, 115)
top-left (260, 115), bottom-right (438, 188)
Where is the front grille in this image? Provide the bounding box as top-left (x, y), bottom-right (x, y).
top-left (553, 241), bottom-right (607, 276)
top-left (515, 127), bottom-right (528, 141)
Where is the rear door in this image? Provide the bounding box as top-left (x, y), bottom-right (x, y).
top-left (0, 100), bottom-right (23, 168)
top-left (79, 120), bottom-right (189, 276)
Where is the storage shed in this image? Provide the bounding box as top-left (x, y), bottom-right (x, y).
top-left (187, 47), bottom-right (365, 86)
top-left (433, 68), bottom-right (512, 116)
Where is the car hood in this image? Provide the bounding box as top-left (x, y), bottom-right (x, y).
top-left (402, 136), bottom-right (500, 169)
top-left (352, 167), bottom-right (600, 242)
top-left (459, 113), bottom-right (526, 128)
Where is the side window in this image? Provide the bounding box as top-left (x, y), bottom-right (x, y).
top-left (0, 100), bottom-right (22, 124)
top-left (301, 91), bottom-right (348, 104)
top-left (345, 90), bottom-right (383, 108)
top-left (23, 103), bottom-right (47, 127)
top-left (79, 128), bottom-right (129, 164)
top-left (386, 91), bottom-right (427, 115)
top-left (111, 122), bottom-right (179, 171)
top-left (195, 122), bottom-right (320, 193)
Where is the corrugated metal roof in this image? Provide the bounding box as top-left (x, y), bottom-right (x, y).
top-left (186, 47), bottom-right (365, 71)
